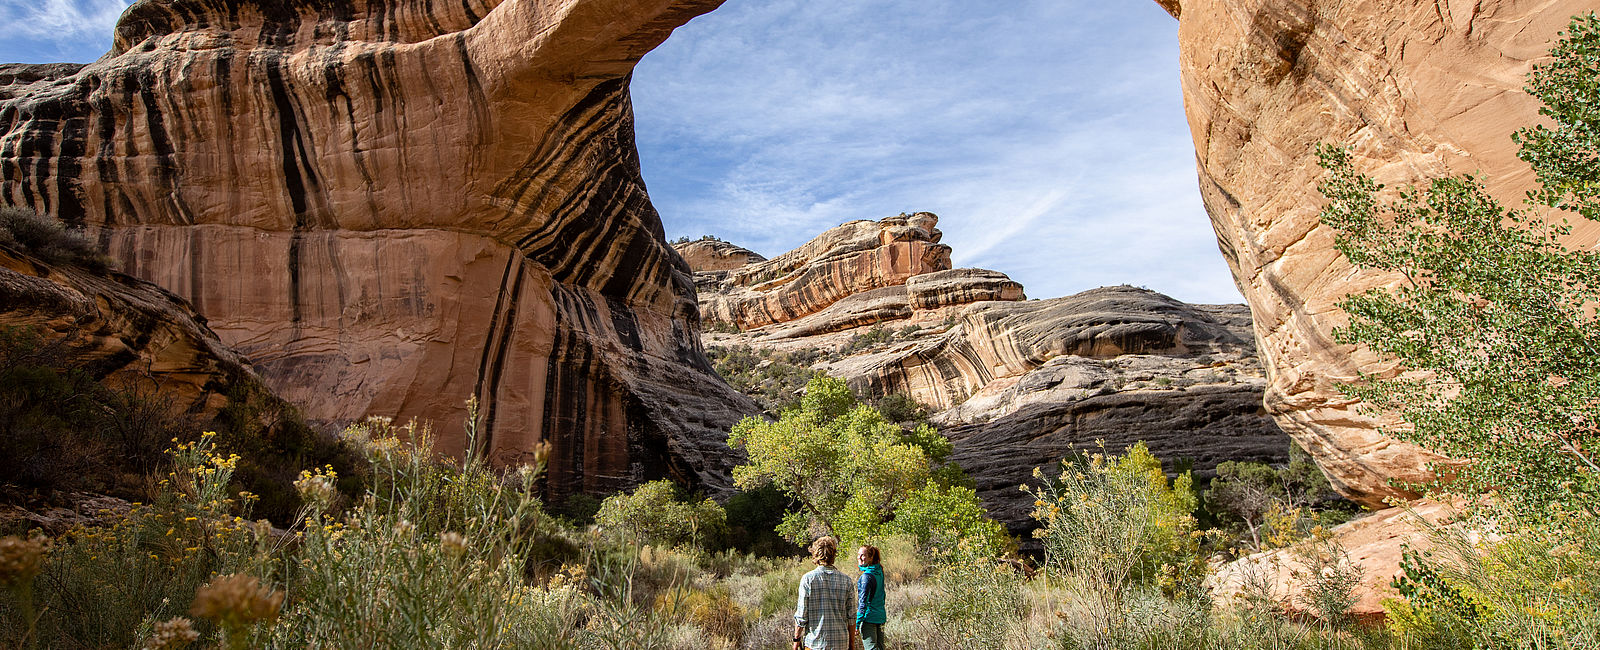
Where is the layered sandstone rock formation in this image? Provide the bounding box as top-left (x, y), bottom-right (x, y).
top-left (694, 213), bottom-right (953, 330)
top-left (1162, 0), bottom-right (1595, 506)
top-left (0, 0), bottom-right (757, 498)
top-left (674, 239), bottom-right (765, 272)
top-left (684, 219), bottom-right (1289, 529)
top-left (0, 241), bottom-right (257, 416)
top-left (854, 287), bottom-right (1284, 526)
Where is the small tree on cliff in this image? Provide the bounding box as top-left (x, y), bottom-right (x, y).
top-left (1316, 13), bottom-right (1600, 515)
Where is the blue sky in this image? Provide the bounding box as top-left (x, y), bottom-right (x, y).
top-left (0, 0), bottom-right (1244, 304)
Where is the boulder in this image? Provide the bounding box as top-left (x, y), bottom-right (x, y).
top-left (1208, 501), bottom-right (1456, 625)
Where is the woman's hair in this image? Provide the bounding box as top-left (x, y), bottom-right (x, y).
top-left (858, 545), bottom-right (880, 566)
top-left (810, 536), bottom-right (839, 566)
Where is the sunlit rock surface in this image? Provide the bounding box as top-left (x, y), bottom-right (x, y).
top-left (675, 239), bottom-right (766, 272)
top-left (0, 0), bottom-right (756, 499)
top-left (693, 213), bottom-right (953, 331)
top-left (1163, 0), bottom-right (1595, 506)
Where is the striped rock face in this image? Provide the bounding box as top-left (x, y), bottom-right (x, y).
top-left (696, 213), bottom-right (955, 330)
top-left (0, 0), bottom-right (757, 498)
top-left (1162, 0), bottom-right (1595, 506)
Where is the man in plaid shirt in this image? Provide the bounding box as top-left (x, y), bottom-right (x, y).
top-left (793, 536), bottom-right (858, 650)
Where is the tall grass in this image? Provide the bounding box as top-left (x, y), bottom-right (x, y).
top-left (3, 411), bottom-right (1596, 649)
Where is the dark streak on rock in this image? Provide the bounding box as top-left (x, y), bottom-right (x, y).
top-left (476, 252), bottom-right (528, 454)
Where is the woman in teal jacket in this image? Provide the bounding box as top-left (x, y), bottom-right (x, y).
top-left (855, 545), bottom-right (887, 649)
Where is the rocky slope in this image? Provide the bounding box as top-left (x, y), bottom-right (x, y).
top-left (1160, 0), bottom-right (1596, 507)
top-left (0, 0), bottom-right (754, 499)
top-left (681, 215), bottom-right (1290, 529)
top-left (0, 242), bottom-right (257, 418)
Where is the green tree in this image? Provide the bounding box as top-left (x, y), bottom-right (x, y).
top-left (727, 376), bottom-right (1008, 552)
top-left (1317, 14), bottom-right (1600, 512)
top-left (1205, 443), bottom-right (1346, 550)
top-left (1320, 16), bottom-right (1600, 644)
top-left (727, 376), bottom-right (931, 544)
top-left (878, 482), bottom-right (1011, 558)
top-left (594, 480), bottom-right (727, 549)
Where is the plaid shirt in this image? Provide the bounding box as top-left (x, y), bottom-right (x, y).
top-left (795, 565), bottom-right (857, 649)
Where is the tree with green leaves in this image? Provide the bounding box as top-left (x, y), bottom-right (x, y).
top-left (727, 376), bottom-right (1008, 553)
top-left (1316, 13), bottom-right (1600, 515)
top-left (1205, 443), bottom-right (1346, 550)
top-left (594, 479), bottom-right (727, 549)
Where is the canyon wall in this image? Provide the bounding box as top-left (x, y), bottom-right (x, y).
top-left (0, 0), bottom-right (756, 499)
top-left (684, 217), bottom-right (1289, 530)
top-left (1162, 0), bottom-right (1595, 506)
top-left (696, 213), bottom-right (954, 330)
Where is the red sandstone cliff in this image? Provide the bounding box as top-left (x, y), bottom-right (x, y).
top-left (0, 0), bottom-right (756, 498)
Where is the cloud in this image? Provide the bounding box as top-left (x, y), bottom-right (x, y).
top-left (0, 0), bottom-right (130, 41)
top-left (0, 0), bottom-right (130, 62)
top-left (634, 0), bottom-right (1242, 304)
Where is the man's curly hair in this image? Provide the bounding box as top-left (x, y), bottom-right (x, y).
top-left (809, 536), bottom-right (838, 566)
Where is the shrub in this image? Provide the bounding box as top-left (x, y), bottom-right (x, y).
top-left (0, 207), bottom-right (113, 272)
top-left (840, 325), bottom-right (895, 355)
top-left (1026, 442), bottom-right (1207, 599)
top-left (706, 345), bottom-right (820, 412)
top-left (1385, 506), bottom-right (1600, 647)
top-left (0, 434), bottom-right (266, 648)
top-left (595, 480), bottom-right (726, 549)
top-left (654, 585), bottom-right (746, 644)
top-left (916, 547), bottom-right (1027, 650)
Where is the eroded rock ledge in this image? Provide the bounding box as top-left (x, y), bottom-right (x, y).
top-left (679, 217), bottom-right (1288, 529)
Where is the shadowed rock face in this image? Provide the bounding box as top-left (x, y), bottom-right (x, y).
top-left (0, 0), bottom-right (757, 499)
top-left (1162, 0), bottom-right (1596, 507)
top-left (0, 242), bottom-right (256, 416)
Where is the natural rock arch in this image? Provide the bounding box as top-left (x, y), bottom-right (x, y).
top-left (0, 0), bottom-right (1589, 505)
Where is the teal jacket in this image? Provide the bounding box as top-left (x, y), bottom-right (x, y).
top-left (856, 564), bottom-right (886, 625)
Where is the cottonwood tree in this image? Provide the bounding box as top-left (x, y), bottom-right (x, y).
top-left (1316, 13), bottom-right (1600, 515)
top-left (728, 375), bottom-right (1007, 553)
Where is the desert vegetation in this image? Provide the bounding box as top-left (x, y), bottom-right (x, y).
top-left (2, 384), bottom-right (1378, 650)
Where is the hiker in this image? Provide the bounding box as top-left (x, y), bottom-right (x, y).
top-left (794, 536), bottom-right (859, 650)
top-left (855, 545), bottom-right (887, 650)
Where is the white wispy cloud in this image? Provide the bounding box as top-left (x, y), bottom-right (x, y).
top-left (635, 0), bottom-right (1243, 304)
top-left (0, 0), bottom-right (130, 42)
top-left (0, 0), bottom-right (130, 62)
